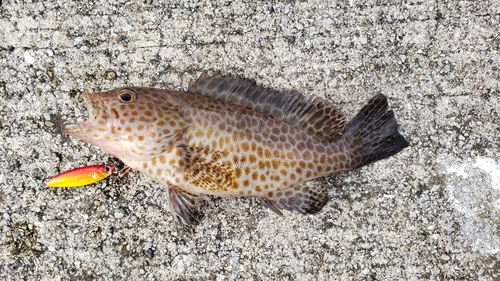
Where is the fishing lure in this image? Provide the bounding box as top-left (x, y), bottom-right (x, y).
top-left (45, 164), bottom-right (115, 187)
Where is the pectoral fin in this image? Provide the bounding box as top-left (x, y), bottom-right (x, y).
top-left (176, 146), bottom-right (237, 193)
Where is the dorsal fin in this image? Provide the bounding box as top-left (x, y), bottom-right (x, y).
top-left (188, 71), bottom-right (347, 139)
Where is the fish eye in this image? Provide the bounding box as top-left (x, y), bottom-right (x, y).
top-left (103, 165), bottom-right (111, 173)
top-left (117, 90), bottom-right (137, 103)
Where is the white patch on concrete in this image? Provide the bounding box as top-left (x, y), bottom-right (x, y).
top-left (474, 157), bottom-right (500, 211)
top-left (474, 158), bottom-right (500, 189)
top-left (441, 156), bottom-right (500, 254)
top-left (24, 51), bottom-right (35, 64)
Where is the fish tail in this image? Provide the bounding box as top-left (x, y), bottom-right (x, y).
top-left (341, 94), bottom-right (409, 169)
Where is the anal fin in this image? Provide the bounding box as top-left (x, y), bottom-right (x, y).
top-left (259, 197), bottom-right (284, 216)
top-left (167, 184), bottom-right (203, 225)
top-left (259, 181), bottom-right (329, 215)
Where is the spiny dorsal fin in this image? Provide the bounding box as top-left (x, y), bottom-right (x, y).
top-left (188, 71), bottom-right (347, 139)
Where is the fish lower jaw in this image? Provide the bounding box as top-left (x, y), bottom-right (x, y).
top-left (62, 123), bottom-right (85, 137)
top-left (62, 119), bottom-right (94, 134)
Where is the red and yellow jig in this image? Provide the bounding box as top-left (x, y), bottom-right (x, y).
top-left (45, 164), bottom-right (115, 187)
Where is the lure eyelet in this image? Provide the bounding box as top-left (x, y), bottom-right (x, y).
top-left (103, 165), bottom-right (111, 173)
top-left (117, 89), bottom-right (137, 103)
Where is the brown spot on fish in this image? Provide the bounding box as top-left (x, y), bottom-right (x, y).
top-left (159, 155), bottom-right (166, 164)
top-left (303, 151), bottom-right (312, 160)
top-left (235, 168), bottom-right (242, 178)
top-left (249, 154), bottom-right (257, 164)
top-left (111, 108), bottom-right (120, 119)
top-left (241, 142), bottom-right (249, 151)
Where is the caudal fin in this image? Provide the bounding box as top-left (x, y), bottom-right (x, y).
top-left (342, 94), bottom-right (409, 169)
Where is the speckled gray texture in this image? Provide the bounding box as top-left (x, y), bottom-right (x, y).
top-left (1, 1), bottom-right (499, 280)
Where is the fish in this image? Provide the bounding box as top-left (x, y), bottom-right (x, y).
top-left (45, 164), bottom-right (115, 187)
top-left (63, 71), bottom-right (409, 224)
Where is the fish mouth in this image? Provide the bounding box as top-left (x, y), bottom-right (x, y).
top-left (62, 120), bottom-right (92, 136)
top-left (63, 93), bottom-right (108, 137)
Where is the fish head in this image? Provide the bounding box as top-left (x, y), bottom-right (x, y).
top-left (63, 87), bottom-right (176, 162)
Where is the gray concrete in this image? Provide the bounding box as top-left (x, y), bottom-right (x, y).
top-left (1, 0), bottom-right (499, 280)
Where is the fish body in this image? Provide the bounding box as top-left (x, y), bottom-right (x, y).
top-left (45, 164), bottom-right (115, 187)
top-left (63, 71), bottom-right (408, 223)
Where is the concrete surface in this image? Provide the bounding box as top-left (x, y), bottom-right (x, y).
top-left (1, 0), bottom-right (499, 280)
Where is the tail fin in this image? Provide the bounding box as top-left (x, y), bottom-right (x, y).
top-left (342, 94), bottom-right (409, 169)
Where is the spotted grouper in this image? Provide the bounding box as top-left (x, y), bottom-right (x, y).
top-left (63, 71), bottom-right (409, 224)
